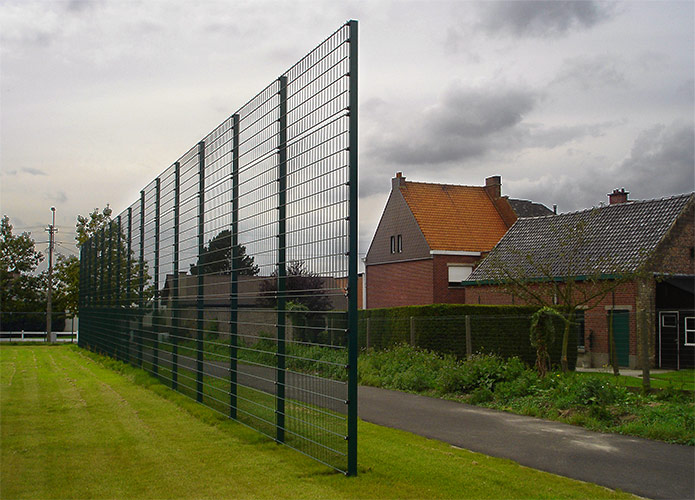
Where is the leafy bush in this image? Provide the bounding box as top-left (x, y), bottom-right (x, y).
top-left (435, 353), bottom-right (527, 394)
top-left (358, 344), bottom-right (455, 392)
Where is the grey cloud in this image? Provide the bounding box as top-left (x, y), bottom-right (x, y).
top-left (617, 120), bottom-right (695, 195)
top-left (553, 55), bottom-right (626, 90)
top-left (20, 167), bottom-right (46, 176)
top-left (65, 0), bottom-right (98, 13)
top-left (22, 167), bottom-right (47, 176)
top-left (519, 122), bottom-right (613, 149)
top-left (478, 1), bottom-right (612, 38)
top-left (43, 191), bottom-right (68, 204)
top-left (367, 86), bottom-right (538, 167)
top-left (513, 121), bottom-right (695, 213)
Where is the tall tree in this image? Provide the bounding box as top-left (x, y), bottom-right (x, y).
top-left (0, 215), bottom-right (47, 330)
top-left (54, 254), bottom-right (80, 316)
top-left (76, 205), bottom-right (112, 247)
top-left (73, 207), bottom-right (152, 309)
top-left (189, 229), bottom-right (259, 276)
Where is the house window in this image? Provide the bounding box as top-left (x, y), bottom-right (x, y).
top-left (575, 310), bottom-right (586, 350)
top-left (390, 236), bottom-right (395, 254)
top-left (397, 234), bottom-right (402, 253)
top-left (685, 317), bottom-right (695, 346)
top-left (448, 265), bottom-right (472, 285)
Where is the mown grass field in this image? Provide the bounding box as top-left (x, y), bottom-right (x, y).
top-left (0, 345), bottom-right (635, 499)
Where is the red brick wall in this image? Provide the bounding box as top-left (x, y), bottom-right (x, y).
top-left (432, 254), bottom-right (481, 304)
top-left (366, 259), bottom-right (433, 309)
top-left (650, 201), bottom-right (695, 275)
top-left (465, 281), bottom-right (640, 366)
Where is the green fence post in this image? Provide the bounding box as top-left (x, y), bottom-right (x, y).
top-left (107, 221), bottom-right (114, 356)
top-left (276, 76), bottom-right (288, 444)
top-left (127, 207), bottom-right (132, 364)
top-left (139, 190), bottom-right (145, 367)
top-left (347, 18), bottom-right (359, 477)
top-left (99, 226), bottom-right (106, 352)
top-left (230, 114), bottom-right (240, 418)
top-left (197, 141), bottom-right (206, 403)
top-left (172, 162), bottom-right (180, 390)
top-left (153, 177), bottom-right (160, 376)
top-left (116, 216), bottom-right (122, 360)
top-left (91, 235), bottom-right (98, 350)
top-left (78, 243), bottom-right (86, 348)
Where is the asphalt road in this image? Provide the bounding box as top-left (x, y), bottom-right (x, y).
top-left (358, 385), bottom-right (695, 500)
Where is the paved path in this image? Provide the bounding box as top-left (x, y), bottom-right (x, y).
top-left (358, 386), bottom-right (694, 500)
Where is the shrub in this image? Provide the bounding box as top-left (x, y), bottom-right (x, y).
top-left (435, 354), bottom-right (529, 394)
top-left (358, 344), bottom-right (454, 392)
top-left (359, 304), bottom-right (576, 369)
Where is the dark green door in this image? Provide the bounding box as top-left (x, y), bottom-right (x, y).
top-left (610, 310), bottom-right (630, 366)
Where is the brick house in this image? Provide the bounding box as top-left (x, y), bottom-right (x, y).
top-left (363, 173), bottom-right (552, 309)
top-left (463, 190), bottom-right (695, 369)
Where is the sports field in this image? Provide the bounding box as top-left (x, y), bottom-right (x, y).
top-left (0, 345), bottom-right (634, 499)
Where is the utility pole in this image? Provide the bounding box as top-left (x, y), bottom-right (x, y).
top-left (46, 207), bottom-right (57, 343)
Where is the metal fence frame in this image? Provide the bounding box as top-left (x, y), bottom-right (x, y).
top-left (79, 21), bottom-right (358, 475)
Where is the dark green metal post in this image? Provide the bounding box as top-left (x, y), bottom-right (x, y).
top-left (116, 216), bottom-right (122, 360)
top-left (99, 227), bottom-right (106, 352)
top-left (346, 18), bottom-right (359, 477)
top-left (172, 162), bottom-right (180, 390)
top-left (230, 114), bottom-right (240, 418)
top-left (139, 190), bottom-right (145, 367)
top-left (153, 177), bottom-right (160, 376)
top-left (126, 207), bottom-right (132, 364)
top-left (276, 76), bottom-right (288, 444)
top-left (107, 221), bottom-right (114, 355)
top-left (78, 243), bottom-right (86, 348)
top-left (196, 141), bottom-right (206, 403)
top-left (91, 236), bottom-right (97, 350)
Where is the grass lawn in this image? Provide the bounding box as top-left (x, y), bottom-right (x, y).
top-left (0, 345), bottom-right (635, 499)
top-left (578, 370), bottom-right (695, 392)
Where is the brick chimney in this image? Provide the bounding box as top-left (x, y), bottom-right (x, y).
top-left (484, 175), bottom-right (502, 199)
top-left (608, 188), bottom-right (629, 205)
top-left (392, 171), bottom-right (406, 189)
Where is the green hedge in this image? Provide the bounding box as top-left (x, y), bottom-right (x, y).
top-left (358, 304), bottom-right (576, 370)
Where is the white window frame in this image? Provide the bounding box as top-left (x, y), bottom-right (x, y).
top-left (685, 317), bottom-right (695, 346)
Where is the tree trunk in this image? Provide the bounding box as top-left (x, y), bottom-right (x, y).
top-left (560, 310), bottom-right (575, 372)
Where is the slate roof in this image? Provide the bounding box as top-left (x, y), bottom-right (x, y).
top-left (469, 193), bottom-right (694, 280)
top-left (399, 181), bottom-right (514, 252)
top-left (508, 198), bottom-right (554, 217)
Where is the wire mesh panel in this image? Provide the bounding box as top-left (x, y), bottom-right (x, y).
top-left (78, 21), bottom-right (358, 475)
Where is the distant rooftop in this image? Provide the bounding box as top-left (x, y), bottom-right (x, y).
top-left (469, 193), bottom-right (694, 280)
top-left (508, 198), bottom-right (554, 218)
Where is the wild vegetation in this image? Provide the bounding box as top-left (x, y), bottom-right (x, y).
top-left (358, 344), bottom-right (695, 445)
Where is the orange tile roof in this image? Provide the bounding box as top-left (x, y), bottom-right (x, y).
top-left (400, 181), bottom-right (513, 252)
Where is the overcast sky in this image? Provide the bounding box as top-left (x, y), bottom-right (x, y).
top-left (1, 0), bottom-right (693, 264)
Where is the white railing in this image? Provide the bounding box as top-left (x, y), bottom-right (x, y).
top-left (0, 331), bottom-right (78, 343)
